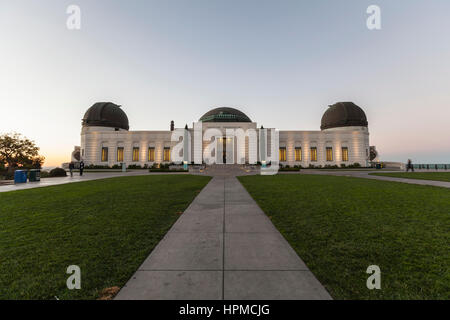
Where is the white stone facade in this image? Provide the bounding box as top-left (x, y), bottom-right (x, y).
top-left (80, 117), bottom-right (370, 168)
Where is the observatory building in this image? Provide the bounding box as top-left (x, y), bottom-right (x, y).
top-left (76, 102), bottom-right (371, 167)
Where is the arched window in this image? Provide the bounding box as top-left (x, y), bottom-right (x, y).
top-left (310, 147), bottom-right (317, 162)
top-left (148, 147), bottom-right (155, 161)
top-left (342, 147), bottom-right (349, 162)
top-left (163, 147), bottom-right (170, 162)
top-left (295, 147), bottom-right (302, 161)
top-left (279, 147), bottom-right (286, 162)
top-left (132, 147), bottom-right (139, 162)
top-left (117, 147), bottom-right (124, 162)
top-left (326, 147), bottom-right (333, 161)
top-left (101, 147), bottom-right (108, 162)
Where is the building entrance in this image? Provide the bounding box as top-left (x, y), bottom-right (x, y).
top-left (216, 136), bottom-right (234, 164)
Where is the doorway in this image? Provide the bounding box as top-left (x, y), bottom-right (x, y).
top-left (216, 136), bottom-right (234, 164)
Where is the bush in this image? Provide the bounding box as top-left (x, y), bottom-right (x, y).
top-left (127, 164), bottom-right (142, 169)
top-left (49, 168), bottom-right (67, 177)
top-left (86, 164), bottom-right (110, 169)
top-left (278, 167), bottom-right (300, 172)
top-left (347, 162), bottom-right (362, 168)
top-left (40, 170), bottom-right (50, 178)
top-left (149, 168), bottom-right (188, 172)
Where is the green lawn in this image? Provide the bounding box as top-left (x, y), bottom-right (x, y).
top-left (0, 175), bottom-right (211, 300)
top-left (370, 172), bottom-right (450, 182)
top-left (238, 174), bottom-right (450, 299)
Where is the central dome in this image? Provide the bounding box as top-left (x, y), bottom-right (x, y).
top-left (200, 107), bottom-right (251, 123)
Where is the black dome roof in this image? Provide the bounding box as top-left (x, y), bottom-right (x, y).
top-left (321, 102), bottom-right (368, 130)
top-left (200, 107), bottom-right (251, 123)
top-left (82, 102), bottom-right (129, 130)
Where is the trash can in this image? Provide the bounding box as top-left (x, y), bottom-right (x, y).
top-left (14, 170), bottom-right (27, 184)
top-left (29, 169), bottom-right (41, 182)
top-left (376, 163), bottom-right (381, 169)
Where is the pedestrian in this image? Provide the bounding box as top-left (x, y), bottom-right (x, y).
top-left (69, 162), bottom-right (74, 177)
top-left (406, 159), bottom-right (414, 172)
top-left (79, 160), bottom-right (85, 176)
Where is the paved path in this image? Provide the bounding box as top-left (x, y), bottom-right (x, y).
top-left (0, 171), bottom-right (186, 193)
top-left (115, 175), bottom-right (331, 300)
top-left (297, 170), bottom-right (450, 189)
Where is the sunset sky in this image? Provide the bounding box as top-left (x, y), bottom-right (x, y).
top-left (1, 0), bottom-right (449, 166)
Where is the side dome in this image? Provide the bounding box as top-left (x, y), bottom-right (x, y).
top-left (321, 102), bottom-right (368, 130)
top-left (82, 102), bottom-right (129, 130)
top-left (200, 107), bottom-right (251, 123)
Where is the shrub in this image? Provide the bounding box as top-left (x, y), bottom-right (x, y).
top-left (347, 162), bottom-right (362, 168)
top-left (279, 167), bottom-right (300, 172)
top-left (86, 164), bottom-right (110, 169)
top-left (49, 168), bottom-right (67, 177)
top-left (40, 170), bottom-right (50, 178)
top-left (127, 164), bottom-right (142, 169)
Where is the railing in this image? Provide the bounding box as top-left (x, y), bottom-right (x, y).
top-left (413, 164), bottom-right (450, 170)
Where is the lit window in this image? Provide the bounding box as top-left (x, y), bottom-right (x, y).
top-left (295, 147), bottom-right (302, 161)
top-left (148, 147), bottom-right (155, 161)
top-left (117, 147), bottom-right (124, 162)
top-left (163, 147), bottom-right (170, 162)
top-left (132, 147), bottom-right (139, 162)
top-left (342, 147), bottom-right (349, 162)
top-left (326, 147), bottom-right (333, 161)
top-left (310, 147), bottom-right (317, 161)
top-left (101, 147), bottom-right (108, 162)
top-left (279, 148), bottom-right (286, 162)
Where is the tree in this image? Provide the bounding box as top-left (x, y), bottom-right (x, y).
top-left (0, 133), bottom-right (45, 171)
top-left (369, 146), bottom-right (378, 161)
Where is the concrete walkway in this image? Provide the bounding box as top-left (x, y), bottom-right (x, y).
top-left (298, 170), bottom-right (450, 189)
top-left (115, 176), bottom-right (331, 300)
top-left (0, 171), bottom-right (186, 193)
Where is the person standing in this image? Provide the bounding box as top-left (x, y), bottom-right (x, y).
top-left (69, 162), bottom-right (74, 177)
top-left (406, 159), bottom-right (414, 172)
top-left (79, 160), bottom-right (85, 176)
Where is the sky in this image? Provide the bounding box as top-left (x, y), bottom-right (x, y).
top-left (1, 0), bottom-right (449, 166)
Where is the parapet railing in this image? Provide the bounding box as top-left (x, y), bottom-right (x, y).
top-left (413, 164), bottom-right (450, 170)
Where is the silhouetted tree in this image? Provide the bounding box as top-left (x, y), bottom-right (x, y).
top-left (0, 133), bottom-right (45, 173)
